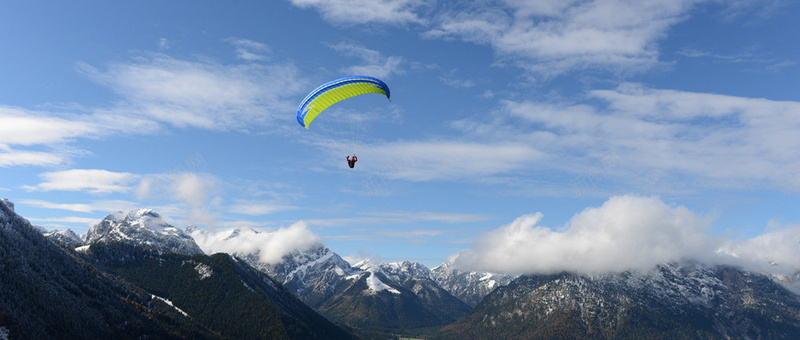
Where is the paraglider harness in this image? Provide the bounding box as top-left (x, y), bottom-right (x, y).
top-left (346, 155), bottom-right (358, 168)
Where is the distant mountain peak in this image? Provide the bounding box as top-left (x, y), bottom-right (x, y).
top-left (44, 229), bottom-right (84, 249)
top-left (86, 208), bottom-right (203, 255)
top-left (431, 258), bottom-right (515, 307)
top-left (382, 260), bottom-right (433, 280)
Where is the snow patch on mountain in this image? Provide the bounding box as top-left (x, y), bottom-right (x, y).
top-left (365, 272), bottom-right (400, 295)
top-left (348, 259), bottom-right (401, 295)
top-left (151, 295), bottom-right (189, 318)
top-left (194, 262), bottom-right (213, 280)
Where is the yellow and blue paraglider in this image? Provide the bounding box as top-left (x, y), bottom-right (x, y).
top-left (297, 76), bottom-right (391, 128)
top-left (296, 76), bottom-right (391, 168)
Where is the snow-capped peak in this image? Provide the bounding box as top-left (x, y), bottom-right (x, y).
top-left (85, 208), bottom-right (203, 256)
top-left (381, 261), bottom-right (433, 281)
top-left (353, 259), bottom-right (380, 272)
top-left (44, 229), bottom-right (84, 248)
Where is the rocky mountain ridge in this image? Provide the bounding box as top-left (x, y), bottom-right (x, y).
top-left (85, 209), bottom-right (203, 256)
top-left (441, 262), bottom-right (800, 339)
top-left (28, 203), bottom-right (800, 339)
top-left (2, 200), bottom-right (355, 339)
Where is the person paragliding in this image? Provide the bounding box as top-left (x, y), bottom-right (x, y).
top-left (296, 76), bottom-right (391, 167)
top-left (346, 155), bottom-right (358, 168)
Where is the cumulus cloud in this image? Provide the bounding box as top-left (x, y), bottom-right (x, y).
top-left (455, 195), bottom-right (800, 278)
top-left (717, 222), bottom-right (800, 275)
top-left (189, 222), bottom-right (323, 264)
top-left (454, 195), bottom-right (715, 275)
top-left (135, 172), bottom-right (222, 227)
top-left (171, 173), bottom-right (217, 207)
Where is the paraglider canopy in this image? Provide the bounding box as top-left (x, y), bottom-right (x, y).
top-left (296, 76), bottom-right (391, 129)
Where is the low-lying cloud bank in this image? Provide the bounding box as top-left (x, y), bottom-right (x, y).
top-left (188, 221), bottom-right (322, 264)
top-left (454, 195), bottom-right (800, 278)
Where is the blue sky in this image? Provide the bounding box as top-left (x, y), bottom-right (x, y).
top-left (2, 0), bottom-right (800, 272)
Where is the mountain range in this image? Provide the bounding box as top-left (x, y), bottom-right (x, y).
top-left (441, 263), bottom-right (800, 339)
top-left (188, 227), bottom-right (477, 338)
top-left (5, 200), bottom-right (800, 339)
top-left (1, 201), bottom-right (353, 339)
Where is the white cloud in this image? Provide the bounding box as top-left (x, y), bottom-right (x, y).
top-left (227, 38), bottom-right (271, 61)
top-left (717, 222), bottom-right (800, 275)
top-left (0, 104), bottom-right (160, 167)
top-left (289, 0), bottom-right (425, 25)
top-left (588, 84), bottom-right (800, 182)
top-left (425, 0), bottom-right (702, 77)
top-left (18, 199), bottom-right (140, 214)
top-left (1, 43), bottom-right (301, 168)
top-left (453, 195), bottom-right (800, 279)
top-left (171, 173), bottom-right (217, 207)
top-left (459, 83), bottom-right (800, 191)
top-left (228, 199), bottom-right (297, 216)
top-left (439, 69), bottom-right (475, 88)
top-left (24, 169), bottom-right (138, 194)
top-left (302, 210), bottom-right (488, 228)
top-left (328, 42), bottom-right (404, 79)
top-left (454, 195), bottom-right (714, 275)
top-left (366, 140), bottom-right (545, 182)
top-left (0, 106), bottom-right (97, 146)
top-left (676, 47), bottom-right (795, 71)
top-left (158, 37), bottom-right (170, 50)
top-left (0, 149), bottom-right (68, 167)
top-left (717, 0), bottom-right (790, 24)
top-left (189, 222), bottom-right (323, 264)
top-left (134, 172), bottom-right (223, 228)
top-left (136, 172), bottom-right (221, 206)
top-left (79, 52), bottom-right (305, 131)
